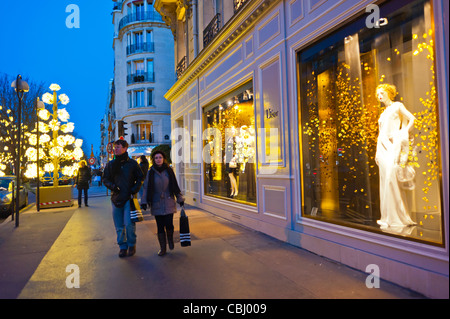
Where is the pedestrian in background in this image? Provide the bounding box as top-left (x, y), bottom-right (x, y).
top-left (142, 150), bottom-right (184, 256)
top-left (75, 160), bottom-right (91, 208)
top-left (138, 155), bottom-right (149, 207)
top-left (103, 139), bottom-right (144, 258)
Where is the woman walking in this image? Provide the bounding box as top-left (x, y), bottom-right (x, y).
top-left (142, 150), bottom-right (184, 256)
top-left (75, 160), bottom-right (91, 207)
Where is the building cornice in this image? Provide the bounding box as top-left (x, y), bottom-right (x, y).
top-left (161, 0), bottom-right (278, 102)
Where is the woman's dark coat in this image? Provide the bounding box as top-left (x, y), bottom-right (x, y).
top-left (76, 166), bottom-right (92, 190)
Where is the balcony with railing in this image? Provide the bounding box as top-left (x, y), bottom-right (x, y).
top-left (118, 11), bottom-right (164, 32)
top-left (203, 13), bottom-right (221, 48)
top-left (176, 56), bottom-right (187, 79)
top-left (126, 42), bottom-right (155, 55)
top-left (127, 72), bottom-right (155, 85)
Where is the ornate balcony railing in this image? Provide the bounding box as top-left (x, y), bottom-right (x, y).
top-left (127, 72), bottom-right (155, 85)
top-left (126, 42), bottom-right (155, 55)
top-left (234, 0), bottom-right (250, 13)
top-left (203, 13), bottom-right (221, 48)
top-left (176, 56), bottom-right (187, 79)
top-left (118, 11), bottom-right (164, 32)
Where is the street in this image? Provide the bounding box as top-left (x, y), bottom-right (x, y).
top-left (0, 185), bottom-right (424, 300)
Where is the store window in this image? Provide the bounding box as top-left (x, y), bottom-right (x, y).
top-left (297, 0), bottom-right (443, 244)
top-left (203, 82), bottom-right (257, 204)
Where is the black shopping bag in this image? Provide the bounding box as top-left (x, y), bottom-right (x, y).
top-left (179, 206), bottom-right (191, 247)
top-left (130, 196), bottom-right (144, 222)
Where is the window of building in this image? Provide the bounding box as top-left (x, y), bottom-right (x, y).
top-left (127, 32), bottom-right (132, 47)
top-left (134, 31), bottom-right (143, 48)
top-left (147, 59), bottom-right (154, 81)
top-left (134, 90), bottom-right (144, 107)
top-left (297, 0), bottom-right (443, 245)
top-left (135, 122), bottom-right (153, 143)
top-left (135, 2), bottom-right (144, 20)
top-left (203, 81), bottom-right (256, 204)
top-left (148, 89), bottom-right (153, 106)
top-left (147, 30), bottom-right (153, 42)
top-left (127, 62), bottom-right (131, 76)
top-left (127, 91), bottom-right (132, 108)
top-left (134, 60), bottom-right (144, 75)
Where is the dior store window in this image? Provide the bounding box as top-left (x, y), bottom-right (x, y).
top-left (297, 0), bottom-right (443, 244)
top-left (203, 82), bottom-right (257, 205)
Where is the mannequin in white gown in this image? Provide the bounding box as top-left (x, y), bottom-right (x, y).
top-left (375, 84), bottom-right (416, 228)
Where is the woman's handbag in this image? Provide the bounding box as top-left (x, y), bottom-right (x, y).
top-left (130, 196), bottom-right (144, 222)
top-left (179, 205), bottom-right (191, 247)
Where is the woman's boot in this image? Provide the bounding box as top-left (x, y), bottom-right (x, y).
top-left (157, 232), bottom-right (166, 256)
top-left (167, 229), bottom-right (174, 250)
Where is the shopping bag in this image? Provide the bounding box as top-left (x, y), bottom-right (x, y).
top-left (130, 196), bottom-right (144, 222)
top-left (179, 205), bottom-right (191, 247)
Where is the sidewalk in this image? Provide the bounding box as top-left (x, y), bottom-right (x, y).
top-left (0, 191), bottom-right (425, 299)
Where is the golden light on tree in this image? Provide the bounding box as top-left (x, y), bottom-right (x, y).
top-left (23, 84), bottom-right (84, 185)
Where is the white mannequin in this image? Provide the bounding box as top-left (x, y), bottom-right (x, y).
top-left (375, 84), bottom-right (416, 228)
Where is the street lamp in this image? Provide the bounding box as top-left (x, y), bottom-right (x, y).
top-left (11, 74), bottom-right (29, 227)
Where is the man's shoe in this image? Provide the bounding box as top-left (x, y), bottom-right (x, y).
top-left (128, 246), bottom-right (136, 257)
top-left (118, 249), bottom-right (128, 258)
top-left (85, 204), bottom-right (89, 207)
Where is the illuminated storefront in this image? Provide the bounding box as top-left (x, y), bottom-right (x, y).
top-left (298, 0), bottom-right (443, 245)
top-left (157, 0), bottom-right (448, 297)
top-left (203, 82), bottom-right (257, 204)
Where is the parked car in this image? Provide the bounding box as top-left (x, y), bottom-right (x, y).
top-left (41, 172), bottom-right (71, 186)
top-left (0, 176), bottom-right (29, 218)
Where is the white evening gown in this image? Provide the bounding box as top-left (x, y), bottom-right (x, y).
top-left (375, 102), bottom-right (415, 227)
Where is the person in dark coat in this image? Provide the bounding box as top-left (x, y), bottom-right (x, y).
top-left (75, 160), bottom-right (91, 207)
top-left (103, 139), bottom-right (144, 258)
top-left (141, 150), bottom-right (184, 256)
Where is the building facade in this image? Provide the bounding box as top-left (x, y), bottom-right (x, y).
top-left (154, 0), bottom-right (449, 298)
top-left (111, 0), bottom-right (174, 158)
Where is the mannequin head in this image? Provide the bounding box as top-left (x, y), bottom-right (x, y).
top-left (376, 84), bottom-right (397, 104)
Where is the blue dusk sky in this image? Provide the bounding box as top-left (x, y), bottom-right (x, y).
top-left (0, 0), bottom-right (115, 158)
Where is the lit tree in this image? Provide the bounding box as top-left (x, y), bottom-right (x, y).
top-left (24, 84), bottom-right (84, 186)
top-left (0, 74), bottom-right (44, 177)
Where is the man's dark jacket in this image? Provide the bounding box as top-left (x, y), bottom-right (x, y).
top-left (103, 152), bottom-right (144, 207)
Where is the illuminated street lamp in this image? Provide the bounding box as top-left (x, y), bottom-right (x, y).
top-left (11, 74), bottom-right (29, 227)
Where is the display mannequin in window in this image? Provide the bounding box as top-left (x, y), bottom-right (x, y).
top-left (225, 127), bottom-right (239, 198)
top-left (375, 84), bottom-right (416, 228)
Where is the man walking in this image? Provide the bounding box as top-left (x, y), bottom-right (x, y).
top-left (103, 139), bottom-right (144, 258)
